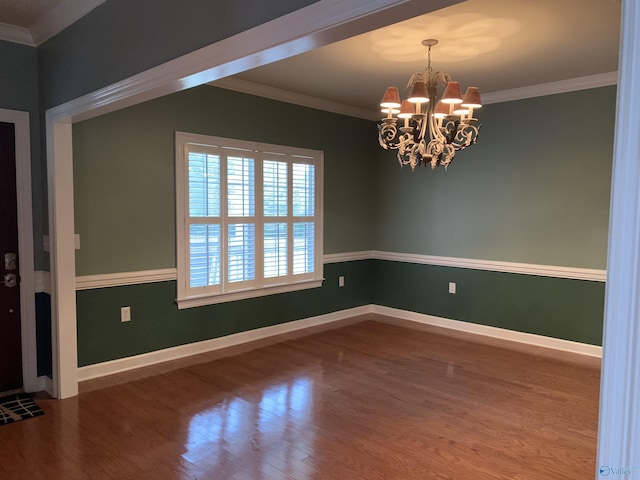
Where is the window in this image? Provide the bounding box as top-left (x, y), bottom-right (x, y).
top-left (175, 132), bottom-right (323, 308)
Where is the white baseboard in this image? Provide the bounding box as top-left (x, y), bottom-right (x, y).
top-left (77, 304), bottom-right (601, 383)
top-left (77, 305), bottom-right (373, 382)
top-left (372, 305), bottom-right (603, 358)
top-left (37, 375), bottom-right (55, 396)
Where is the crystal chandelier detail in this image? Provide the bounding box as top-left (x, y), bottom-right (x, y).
top-left (377, 39), bottom-right (482, 170)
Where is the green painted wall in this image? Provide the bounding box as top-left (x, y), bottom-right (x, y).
top-left (76, 261), bottom-right (372, 366)
top-left (372, 260), bottom-right (604, 345)
top-left (72, 85), bottom-right (613, 367)
top-left (375, 86), bottom-right (615, 269)
top-left (73, 85), bottom-right (377, 275)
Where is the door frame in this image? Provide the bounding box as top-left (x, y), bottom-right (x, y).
top-left (0, 108), bottom-right (37, 393)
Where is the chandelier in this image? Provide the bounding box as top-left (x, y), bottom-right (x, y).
top-left (377, 39), bottom-right (482, 170)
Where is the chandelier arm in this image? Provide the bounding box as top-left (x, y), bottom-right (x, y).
top-left (429, 113), bottom-right (446, 144)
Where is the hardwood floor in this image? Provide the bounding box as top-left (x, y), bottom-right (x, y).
top-left (0, 319), bottom-right (600, 479)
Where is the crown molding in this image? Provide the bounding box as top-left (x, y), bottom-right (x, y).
top-left (0, 22), bottom-right (34, 46)
top-left (0, 0), bottom-right (106, 46)
top-left (215, 72), bottom-right (619, 120)
top-left (30, 0), bottom-right (106, 45)
top-left (482, 72), bottom-right (619, 105)
top-left (211, 78), bottom-right (380, 121)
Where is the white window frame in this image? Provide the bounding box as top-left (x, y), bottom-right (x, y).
top-left (175, 131), bottom-right (324, 309)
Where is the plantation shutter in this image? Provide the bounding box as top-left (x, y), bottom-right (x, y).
top-left (176, 132), bottom-right (323, 308)
top-left (187, 150), bottom-right (222, 291)
top-left (226, 153), bottom-right (256, 287)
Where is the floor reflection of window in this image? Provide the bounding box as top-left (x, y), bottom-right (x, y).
top-left (183, 376), bottom-right (314, 479)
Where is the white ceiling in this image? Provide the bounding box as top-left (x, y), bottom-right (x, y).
top-left (0, 0), bottom-right (621, 116)
top-left (226, 0), bottom-right (621, 115)
top-left (0, 0), bottom-right (60, 27)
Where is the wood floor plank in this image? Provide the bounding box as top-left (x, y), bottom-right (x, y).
top-left (0, 319), bottom-right (599, 479)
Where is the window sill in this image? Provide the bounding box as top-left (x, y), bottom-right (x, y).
top-left (176, 278), bottom-right (324, 309)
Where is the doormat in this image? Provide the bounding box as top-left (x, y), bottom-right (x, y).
top-left (0, 393), bottom-right (44, 426)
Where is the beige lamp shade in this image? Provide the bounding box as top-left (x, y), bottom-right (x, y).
top-left (380, 87), bottom-right (401, 108)
top-left (440, 81), bottom-right (463, 104)
top-left (398, 100), bottom-right (415, 118)
top-left (408, 81), bottom-right (429, 104)
top-left (461, 87), bottom-right (482, 108)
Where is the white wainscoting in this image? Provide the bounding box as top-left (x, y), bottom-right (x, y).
top-left (38, 251), bottom-right (604, 383)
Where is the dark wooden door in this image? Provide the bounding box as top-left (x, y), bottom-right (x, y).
top-left (0, 121), bottom-right (23, 393)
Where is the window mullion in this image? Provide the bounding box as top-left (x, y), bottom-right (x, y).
top-left (221, 151), bottom-right (229, 293)
top-left (287, 157), bottom-right (294, 283)
top-left (256, 152), bottom-right (264, 286)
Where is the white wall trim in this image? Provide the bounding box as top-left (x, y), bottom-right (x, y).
top-left (75, 268), bottom-right (177, 290)
top-left (47, 116), bottom-right (79, 399)
top-left (0, 108), bottom-right (38, 393)
top-left (46, 0), bottom-right (456, 124)
top-left (373, 305), bottom-right (602, 358)
top-left (70, 251), bottom-right (606, 291)
top-left (77, 304), bottom-right (601, 383)
top-left (37, 375), bottom-right (54, 397)
top-left (177, 280), bottom-right (324, 309)
top-left (482, 72), bottom-right (618, 105)
top-left (0, 22), bottom-right (35, 46)
top-left (77, 305), bottom-right (372, 382)
top-left (323, 251), bottom-right (375, 263)
top-left (211, 78), bottom-right (379, 121)
top-left (372, 251), bottom-right (607, 282)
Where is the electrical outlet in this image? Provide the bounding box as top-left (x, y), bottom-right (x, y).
top-left (448, 282), bottom-right (456, 294)
top-left (339, 276), bottom-right (345, 287)
top-left (121, 306), bottom-right (131, 322)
